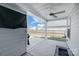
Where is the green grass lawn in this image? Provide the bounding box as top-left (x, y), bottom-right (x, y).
top-left (48, 37), bottom-right (65, 41)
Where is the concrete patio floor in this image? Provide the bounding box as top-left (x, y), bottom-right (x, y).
top-left (25, 38), bottom-right (68, 56)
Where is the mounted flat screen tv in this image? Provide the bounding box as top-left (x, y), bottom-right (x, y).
top-left (0, 5), bottom-right (26, 29)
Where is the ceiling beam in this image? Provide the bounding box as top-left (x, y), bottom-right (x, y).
top-left (47, 25), bottom-right (70, 28)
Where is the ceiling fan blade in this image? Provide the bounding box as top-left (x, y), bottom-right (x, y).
top-left (53, 14), bottom-right (57, 18)
top-left (53, 10), bottom-right (65, 14)
top-left (49, 13), bottom-right (57, 17)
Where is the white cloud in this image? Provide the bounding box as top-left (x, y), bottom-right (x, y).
top-left (37, 24), bottom-right (45, 30)
top-left (31, 21), bottom-right (36, 25)
top-left (33, 17), bottom-right (39, 22)
top-left (30, 26), bottom-right (36, 30)
top-left (37, 24), bottom-right (44, 27)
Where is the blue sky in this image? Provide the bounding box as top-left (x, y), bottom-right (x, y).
top-left (27, 15), bottom-right (41, 27)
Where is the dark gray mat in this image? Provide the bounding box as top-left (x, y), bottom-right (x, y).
top-left (54, 46), bottom-right (74, 56)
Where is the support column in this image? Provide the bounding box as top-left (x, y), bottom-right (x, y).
top-left (44, 20), bottom-right (48, 40)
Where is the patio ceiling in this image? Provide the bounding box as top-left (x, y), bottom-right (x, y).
top-left (16, 3), bottom-right (75, 21)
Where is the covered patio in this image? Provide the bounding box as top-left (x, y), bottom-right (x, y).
top-left (19, 3), bottom-right (75, 56)
top-left (0, 3), bottom-right (79, 56)
top-left (26, 38), bottom-right (68, 56)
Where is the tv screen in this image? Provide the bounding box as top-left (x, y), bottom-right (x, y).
top-left (0, 5), bottom-right (26, 29)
